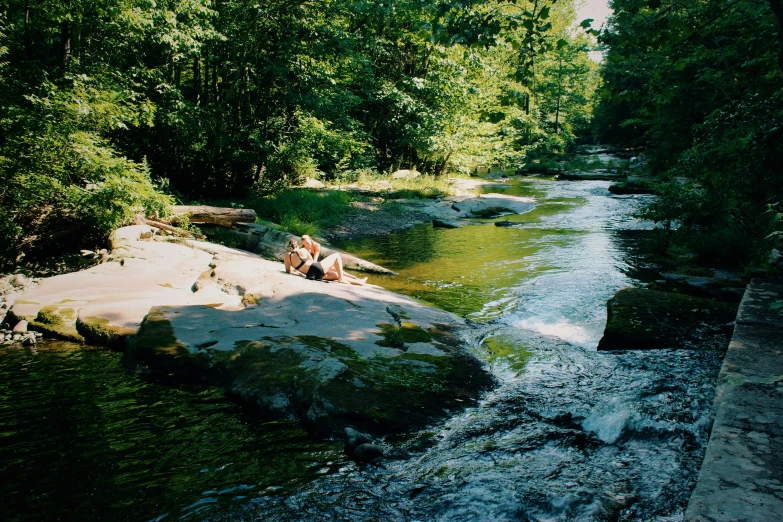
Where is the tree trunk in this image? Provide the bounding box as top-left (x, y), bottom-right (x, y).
top-left (170, 205), bottom-right (257, 228)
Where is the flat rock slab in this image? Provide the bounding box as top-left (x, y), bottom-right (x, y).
top-left (597, 288), bottom-right (738, 350)
top-left (8, 226), bottom-right (234, 344)
top-left (685, 279), bottom-right (783, 521)
top-left (11, 226), bottom-right (491, 437)
top-left (450, 193), bottom-right (536, 218)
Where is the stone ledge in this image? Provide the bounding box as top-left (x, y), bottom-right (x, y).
top-left (685, 279), bottom-right (783, 521)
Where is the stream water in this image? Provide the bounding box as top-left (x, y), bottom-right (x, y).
top-left (0, 177), bottom-right (725, 521)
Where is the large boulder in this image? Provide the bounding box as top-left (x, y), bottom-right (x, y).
top-left (10, 227), bottom-right (492, 437)
top-left (597, 288), bottom-right (739, 351)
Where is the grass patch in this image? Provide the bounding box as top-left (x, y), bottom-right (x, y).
top-left (356, 170), bottom-right (456, 199)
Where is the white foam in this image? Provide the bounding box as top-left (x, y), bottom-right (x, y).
top-left (515, 317), bottom-right (595, 348)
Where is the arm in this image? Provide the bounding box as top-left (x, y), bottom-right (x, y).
top-left (313, 242), bottom-right (321, 262)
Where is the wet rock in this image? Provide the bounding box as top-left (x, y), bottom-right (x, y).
top-left (451, 194), bottom-right (535, 218)
top-left (12, 320), bottom-right (28, 334)
top-left (597, 288), bottom-right (739, 351)
top-left (769, 248), bottom-right (783, 268)
top-left (353, 443), bottom-right (384, 463)
top-left (660, 273), bottom-right (746, 302)
top-left (345, 427), bottom-right (373, 455)
top-left (432, 218), bottom-right (463, 229)
top-left (558, 171), bottom-right (623, 181)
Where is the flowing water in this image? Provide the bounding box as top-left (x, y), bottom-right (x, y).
top-left (0, 177), bottom-right (725, 521)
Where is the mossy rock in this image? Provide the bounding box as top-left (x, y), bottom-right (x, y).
top-left (597, 288), bottom-right (738, 351)
top-left (30, 305), bottom-right (83, 342)
top-left (130, 308), bottom-right (207, 372)
top-left (607, 182), bottom-right (656, 195)
top-left (218, 335), bottom-right (492, 436)
top-left (76, 316), bottom-right (135, 348)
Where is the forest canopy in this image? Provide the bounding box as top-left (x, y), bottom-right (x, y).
top-left (0, 0), bottom-right (598, 265)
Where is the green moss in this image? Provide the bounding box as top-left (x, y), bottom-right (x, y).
top-left (375, 323), bottom-right (406, 348)
top-left (36, 306), bottom-right (63, 325)
top-left (241, 293), bottom-right (263, 306)
top-left (375, 322), bottom-right (435, 348)
top-left (76, 316), bottom-right (135, 348)
top-left (598, 288), bottom-right (738, 350)
top-left (30, 306), bottom-right (83, 342)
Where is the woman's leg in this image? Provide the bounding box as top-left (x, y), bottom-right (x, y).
top-left (318, 253), bottom-right (344, 282)
top-left (325, 269), bottom-right (367, 286)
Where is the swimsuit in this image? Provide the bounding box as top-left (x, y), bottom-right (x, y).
top-left (292, 250), bottom-right (325, 281)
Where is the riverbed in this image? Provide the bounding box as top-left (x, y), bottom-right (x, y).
top-left (0, 176), bottom-right (725, 521)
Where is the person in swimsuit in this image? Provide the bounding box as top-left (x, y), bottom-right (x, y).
top-left (302, 234), bottom-right (368, 286)
top-left (285, 238), bottom-right (367, 286)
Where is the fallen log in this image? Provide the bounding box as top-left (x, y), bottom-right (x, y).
top-left (170, 205), bottom-right (257, 228)
top-left (144, 218), bottom-right (206, 239)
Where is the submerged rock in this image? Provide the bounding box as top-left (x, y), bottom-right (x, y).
top-left (597, 288), bottom-right (739, 351)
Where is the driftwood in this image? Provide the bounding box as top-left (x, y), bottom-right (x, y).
top-left (144, 218), bottom-right (206, 239)
top-left (170, 205), bottom-right (257, 228)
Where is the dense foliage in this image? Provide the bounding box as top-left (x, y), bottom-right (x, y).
top-left (0, 0), bottom-right (598, 265)
top-left (593, 0), bottom-right (783, 264)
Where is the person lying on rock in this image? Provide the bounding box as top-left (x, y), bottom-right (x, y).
top-left (301, 234), bottom-right (367, 285)
top-left (285, 238), bottom-right (367, 286)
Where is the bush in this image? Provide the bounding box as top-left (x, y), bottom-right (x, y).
top-left (0, 79), bottom-right (172, 268)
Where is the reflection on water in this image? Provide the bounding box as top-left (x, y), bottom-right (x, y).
top-left (0, 177), bottom-right (723, 521)
top-left (0, 344), bottom-right (344, 522)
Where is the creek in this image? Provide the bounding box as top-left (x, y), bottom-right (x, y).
top-left (0, 176), bottom-right (725, 521)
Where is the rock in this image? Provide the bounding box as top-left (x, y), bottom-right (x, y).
top-left (12, 320), bottom-right (28, 334)
top-left (769, 248), bottom-right (783, 267)
top-left (432, 218), bottom-right (463, 229)
top-left (301, 178), bottom-right (325, 189)
top-left (660, 273), bottom-right (746, 302)
top-left (22, 334), bottom-right (36, 346)
top-left (451, 194), bottom-right (535, 218)
top-left (390, 169), bottom-right (420, 180)
top-left (597, 288), bottom-right (739, 351)
top-left (353, 443), bottom-right (384, 463)
top-left (12, 334), bottom-right (21, 342)
top-left (495, 220), bottom-right (515, 227)
top-left (558, 171), bottom-right (623, 181)
top-left (345, 427), bottom-right (373, 455)
top-left (11, 274), bottom-right (26, 287)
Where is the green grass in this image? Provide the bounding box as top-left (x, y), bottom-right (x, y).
top-left (354, 170), bottom-right (457, 199)
top-left (249, 189), bottom-right (358, 236)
